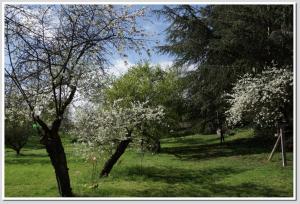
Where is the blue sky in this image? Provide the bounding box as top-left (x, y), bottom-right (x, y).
top-left (109, 5), bottom-right (175, 76)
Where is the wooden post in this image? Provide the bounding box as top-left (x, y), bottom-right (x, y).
top-left (268, 120), bottom-right (287, 167)
top-left (268, 134), bottom-right (281, 161)
top-left (280, 126), bottom-right (287, 167)
top-left (268, 122), bottom-right (280, 161)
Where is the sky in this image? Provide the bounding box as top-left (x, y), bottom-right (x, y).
top-left (108, 5), bottom-right (175, 76)
top-left (4, 4), bottom-right (176, 77)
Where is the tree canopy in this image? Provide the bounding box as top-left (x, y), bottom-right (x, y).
top-left (156, 5), bottom-right (293, 133)
top-left (105, 63), bottom-right (185, 129)
top-left (226, 66), bottom-right (293, 128)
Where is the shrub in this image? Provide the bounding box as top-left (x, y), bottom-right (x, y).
top-left (5, 121), bottom-right (32, 155)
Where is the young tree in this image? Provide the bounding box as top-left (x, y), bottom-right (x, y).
top-left (5, 121), bottom-right (32, 155)
top-left (73, 100), bottom-right (165, 177)
top-left (5, 4), bottom-right (145, 196)
top-left (105, 63), bottom-right (184, 149)
top-left (225, 66), bottom-right (293, 131)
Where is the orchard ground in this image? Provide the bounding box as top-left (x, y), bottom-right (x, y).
top-left (5, 129), bottom-right (293, 197)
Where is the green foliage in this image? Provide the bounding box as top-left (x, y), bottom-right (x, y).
top-left (157, 5), bottom-right (293, 133)
top-left (5, 86), bottom-right (33, 155)
top-left (158, 5), bottom-right (293, 68)
top-left (183, 65), bottom-right (240, 132)
top-left (5, 120), bottom-right (33, 155)
top-left (106, 63), bottom-right (180, 107)
top-left (105, 63), bottom-right (185, 135)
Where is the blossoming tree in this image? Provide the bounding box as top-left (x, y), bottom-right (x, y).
top-left (5, 4), bottom-right (146, 196)
top-left (72, 100), bottom-right (165, 177)
top-left (225, 66), bottom-right (293, 130)
top-left (105, 63), bottom-right (183, 152)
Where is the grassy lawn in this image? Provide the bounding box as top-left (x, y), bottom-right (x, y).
top-left (4, 129), bottom-right (293, 197)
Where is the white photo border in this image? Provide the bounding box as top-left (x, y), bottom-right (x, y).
top-left (0, 0), bottom-right (298, 202)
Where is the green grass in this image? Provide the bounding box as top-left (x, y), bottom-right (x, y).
top-left (5, 129), bottom-right (294, 197)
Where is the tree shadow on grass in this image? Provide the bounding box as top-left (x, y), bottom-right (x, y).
top-left (96, 182), bottom-right (291, 197)
top-left (121, 165), bottom-right (245, 184)
top-left (79, 165), bottom-right (291, 197)
top-left (161, 136), bottom-right (279, 161)
top-left (146, 182), bottom-right (290, 197)
top-left (128, 165), bottom-right (291, 197)
top-left (5, 153), bottom-right (50, 165)
top-left (162, 134), bottom-right (221, 146)
top-left (23, 137), bottom-right (44, 150)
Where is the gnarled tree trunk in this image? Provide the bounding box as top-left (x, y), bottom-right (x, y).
top-left (100, 138), bottom-right (131, 177)
top-left (39, 119), bottom-right (73, 197)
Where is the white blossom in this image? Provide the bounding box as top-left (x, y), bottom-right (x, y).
top-left (225, 66), bottom-right (293, 127)
top-left (71, 99), bottom-right (165, 160)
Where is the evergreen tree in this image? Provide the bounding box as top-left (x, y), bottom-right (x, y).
top-left (157, 5), bottom-right (293, 133)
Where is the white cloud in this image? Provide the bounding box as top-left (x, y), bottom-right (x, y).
top-left (108, 59), bottom-right (134, 77)
top-left (156, 60), bottom-right (173, 70)
top-left (107, 59), bottom-right (177, 77)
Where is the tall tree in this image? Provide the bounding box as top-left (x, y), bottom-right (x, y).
top-left (158, 5), bottom-right (293, 68)
top-left (156, 5), bottom-right (293, 133)
top-left (5, 4), bottom-right (145, 196)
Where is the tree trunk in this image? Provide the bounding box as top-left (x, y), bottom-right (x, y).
top-left (156, 140), bottom-right (161, 153)
top-left (16, 149), bottom-right (20, 155)
top-left (141, 128), bottom-right (161, 153)
top-left (220, 129), bottom-right (225, 144)
top-left (100, 139), bottom-right (131, 177)
top-left (43, 131), bottom-right (73, 197)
